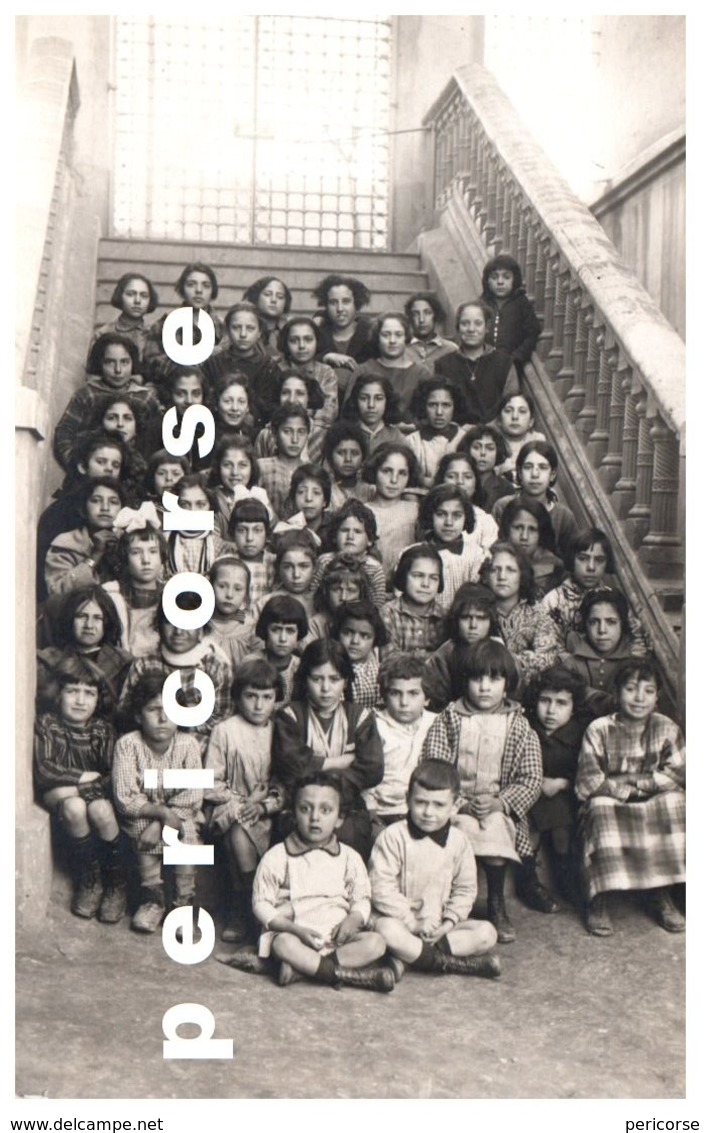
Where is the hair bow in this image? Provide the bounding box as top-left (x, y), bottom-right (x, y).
top-left (113, 501), bottom-right (161, 535)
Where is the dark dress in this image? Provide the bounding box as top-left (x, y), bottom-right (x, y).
top-left (435, 346), bottom-right (518, 424)
top-left (528, 715), bottom-right (588, 832)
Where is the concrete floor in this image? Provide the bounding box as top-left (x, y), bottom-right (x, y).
top-left (16, 884), bottom-right (685, 1100)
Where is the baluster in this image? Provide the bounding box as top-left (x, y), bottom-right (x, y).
top-left (554, 274), bottom-right (579, 396)
top-left (638, 415), bottom-right (683, 577)
top-left (545, 259), bottom-right (566, 376)
top-left (586, 336), bottom-right (617, 467)
top-left (476, 143), bottom-right (489, 237)
top-left (626, 391), bottom-right (652, 547)
top-left (536, 236), bottom-right (555, 360)
top-left (499, 171), bottom-right (511, 253)
top-left (565, 292), bottom-right (591, 421)
top-left (598, 352), bottom-right (627, 490)
top-left (575, 316), bottom-right (601, 440)
top-left (523, 209), bottom-right (538, 304)
top-left (470, 124), bottom-right (484, 222)
top-left (451, 114), bottom-right (461, 185)
top-left (611, 368), bottom-right (640, 518)
top-left (482, 144), bottom-right (498, 247)
top-left (510, 191), bottom-right (523, 271)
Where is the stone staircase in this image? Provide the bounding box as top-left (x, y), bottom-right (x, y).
top-left (95, 239), bottom-right (429, 326)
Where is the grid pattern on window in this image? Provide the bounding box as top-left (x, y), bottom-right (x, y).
top-left (112, 16), bottom-right (391, 248)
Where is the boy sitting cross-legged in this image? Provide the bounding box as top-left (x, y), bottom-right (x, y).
top-left (369, 760), bottom-right (501, 979)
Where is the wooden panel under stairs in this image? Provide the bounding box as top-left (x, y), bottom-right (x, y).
top-left (95, 239), bottom-right (428, 328)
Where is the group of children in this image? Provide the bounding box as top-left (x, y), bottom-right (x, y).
top-left (34, 255), bottom-right (686, 994)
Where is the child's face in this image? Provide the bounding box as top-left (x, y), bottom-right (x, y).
top-left (238, 684), bottom-right (277, 727)
top-left (425, 389), bottom-right (455, 430)
top-left (326, 575), bottom-right (362, 610)
top-left (487, 551), bottom-right (522, 602)
top-left (102, 401), bottom-right (136, 444)
top-left (85, 484), bottom-right (122, 531)
top-left (431, 498), bottom-right (466, 543)
top-left (294, 783), bottom-right (343, 846)
top-left (488, 268), bottom-right (515, 300)
top-left (338, 616), bottom-right (376, 663)
top-left (468, 436), bottom-right (498, 473)
top-left (72, 599), bottom-right (105, 649)
top-left (536, 688), bottom-right (574, 735)
top-left (585, 601), bottom-right (623, 655)
top-left (326, 285), bottom-right (356, 330)
top-left (499, 396), bottom-right (533, 438)
top-left (100, 344), bottom-right (133, 389)
top-left (219, 447), bottom-right (252, 491)
top-left (276, 417), bottom-right (309, 459)
top-left (213, 563), bottom-right (249, 617)
top-left (519, 451), bottom-right (554, 497)
top-left (405, 556), bottom-right (440, 606)
top-left (507, 508), bottom-right (540, 554)
top-left (385, 677), bottom-right (427, 725)
top-left (378, 317), bottom-right (407, 360)
top-left (178, 484), bottom-right (211, 534)
top-left (330, 439), bottom-right (363, 480)
top-left (457, 305), bottom-right (487, 350)
top-left (161, 622), bottom-right (201, 654)
top-left (442, 458), bottom-right (476, 498)
top-left (233, 521), bottom-right (267, 559)
top-left (228, 311), bottom-right (261, 355)
top-left (306, 661), bottom-right (346, 714)
top-left (139, 694), bottom-right (178, 747)
top-left (154, 461), bottom-right (185, 493)
top-left (171, 374), bottom-right (203, 410)
top-left (466, 671), bottom-right (507, 713)
top-left (265, 622), bottom-right (300, 659)
top-left (294, 478), bottom-right (326, 522)
top-left (120, 277), bottom-right (151, 319)
top-left (59, 682), bottom-right (99, 726)
top-left (286, 323), bottom-right (317, 365)
top-left (335, 516), bottom-right (370, 556)
top-left (126, 534), bottom-right (162, 584)
top-left (374, 452), bottom-right (409, 500)
top-left (409, 300), bottom-right (436, 340)
top-left (457, 605), bottom-right (492, 645)
top-left (573, 542), bottom-right (608, 589)
top-left (257, 279), bottom-right (287, 321)
top-left (408, 782), bottom-right (457, 834)
top-left (618, 675), bottom-right (658, 723)
top-left (279, 549), bottom-right (314, 594)
top-left (280, 376), bottom-right (310, 409)
top-left (357, 382), bottom-right (387, 430)
top-left (83, 445), bottom-right (122, 480)
top-left (182, 271), bottom-right (213, 308)
top-left (218, 383), bottom-right (250, 428)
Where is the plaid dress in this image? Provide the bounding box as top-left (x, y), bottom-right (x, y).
top-left (112, 730), bottom-right (203, 854)
top-left (575, 712), bottom-right (686, 900)
top-left (380, 594), bottom-right (447, 661)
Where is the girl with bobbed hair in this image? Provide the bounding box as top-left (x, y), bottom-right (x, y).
top-left (243, 276), bottom-right (292, 354)
top-left (403, 290), bottom-right (457, 370)
top-left (342, 311), bottom-right (431, 422)
top-left (142, 262), bottom-right (224, 384)
top-left (92, 271), bottom-right (160, 364)
top-left (311, 273), bottom-right (374, 377)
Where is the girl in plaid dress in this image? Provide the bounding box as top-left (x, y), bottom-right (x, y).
top-left (422, 639), bottom-right (543, 943)
top-left (575, 658), bottom-right (685, 937)
top-left (306, 557), bottom-right (375, 645)
top-left (380, 544), bottom-right (448, 662)
top-left (331, 599), bottom-right (389, 709)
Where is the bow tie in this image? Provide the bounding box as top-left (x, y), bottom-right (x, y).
top-left (406, 816), bottom-right (451, 845)
top-left (434, 535), bottom-right (465, 555)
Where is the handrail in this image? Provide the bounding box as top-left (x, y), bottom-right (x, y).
top-left (422, 63), bottom-right (684, 696)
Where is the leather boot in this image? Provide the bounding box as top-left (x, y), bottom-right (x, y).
top-left (71, 834), bottom-right (103, 919)
top-left (484, 864), bottom-right (516, 943)
top-left (131, 883), bottom-right (166, 934)
top-left (332, 964), bottom-right (396, 993)
top-left (516, 855), bottom-right (559, 914)
top-left (434, 952), bottom-right (502, 979)
top-left (648, 887), bottom-right (685, 933)
top-left (585, 892), bottom-right (612, 936)
top-left (98, 836), bottom-right (128, 924)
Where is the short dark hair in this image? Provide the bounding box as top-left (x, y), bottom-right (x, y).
top-left (292, 770), bottom-right (345, 814)
top-left (74, 430), bottom-right (126, 476)
top-left (55, 585), bottom-right (122, 649)
top-left (378, 653), bottom-right (426, 694)
top-left (224, 301), bottom-right (268, 342)
top-left (480, 541), bottom-right (537, 603)
top-left (322, 421), bottom-right (369, 467)
top-left (404, 292), bottom-right (447, 326)
top-left (228, 497), bottom-right (270, 535)
top-left (51, 654), bottom-right (114, 717)
top-left (457, 424), bottom-right (508, 466)
top-left (326, 499), bottom-right (378, 551)
top-left (612, 656), bottom-right (663, 698)
top-left (567, 527), bottom-right (616, 575)
top-left (523, 665), bottom-right (588, 716)
top-left (86, 333), bottom-right (140, 377)
top-left (369, 310), bottom-right (413, 352)
top-left (481, 253), bottom-right (523, 295)
top-left (419, 484), bottom-right (476, 537)
top-left (209, 437), bottom-right (259, 490)
top-left (175, 262), bottom-right (219, 300)
top-left (446, 582), bottom-right (499, 642)
top-left (278, 316), bottom-right (320, 358)
top-left (498, 389), bottom-right (535, 419)
top-left (270, 402), bottom-right (311, 434)
top-left (516, 439), bottom-right (559, 478)
top-left (409, 377), bottom-right (464, 422)
top-left (242, 276), bottom-right (293, 314)
top-left (313, 558), bottom-right (372, 612)
top-left (114, 526), bottom-right (167, 577)
top-left (144, 448), bottom-right (190, 494)
top-left (233, 657), bottom-right (280, 702)
top-left (343, 372), bottom-right (402, 427)
top-left (332, 599), bottom-right (389, 650)
top-left (274, 528), bottom-right (320, 569)
top-left (287, 463), bottom-right (332, 509)
top-left (458, 639), bottom-right (519, 696)
top-left (110, 272), bottom-right (159, 314)
top-left (127, 669), bottom-right (169, 717)
top-left (292, 639), bottom-right (354, 703)
top-left (393, 543), bottom-right (444, 594)
top-left (275, 369), bottom-right (325, 412)
top-left (578, 587), bottom-right (631, 639)
top-left (77, 476), bottom-right (126, 518)
top-left (312, 274), bottom-right (371, 311)
top-left (432, 451), bottom-right (485, 508)
top-left (172, 472), bottom-right (217, 512)
top-left (255, 595), bottom-right (310, 641)
top-left (362, 442), bottom-right (422, 489)
top-left (409, 760), bottom-right (460, 796)
top-left (499, 496), bottom-right (557, 552)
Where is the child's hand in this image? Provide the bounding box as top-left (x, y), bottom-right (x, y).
top-left (237, 800), bottom-right (263, 826)
top-left (421, 919), bottom-right (455, 945)
top-left (470, 795), bottom-right (504, 819)
top-left (541, 777), bottom-right (570, 798)
top-left (324, 353), bottom-right (357, 370)
top-left (416, 915), bottom-right (440, 938)
top-left (247, 783), bottom-right (269, 803)
top-left (295, 926), bottom-right (327, 951)
top-left (78, 771), bottom-right (100, 783)
top-left (90, 529), bottom-right (118, 559)
top-left (332, 913), bottom-right (363, 946)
